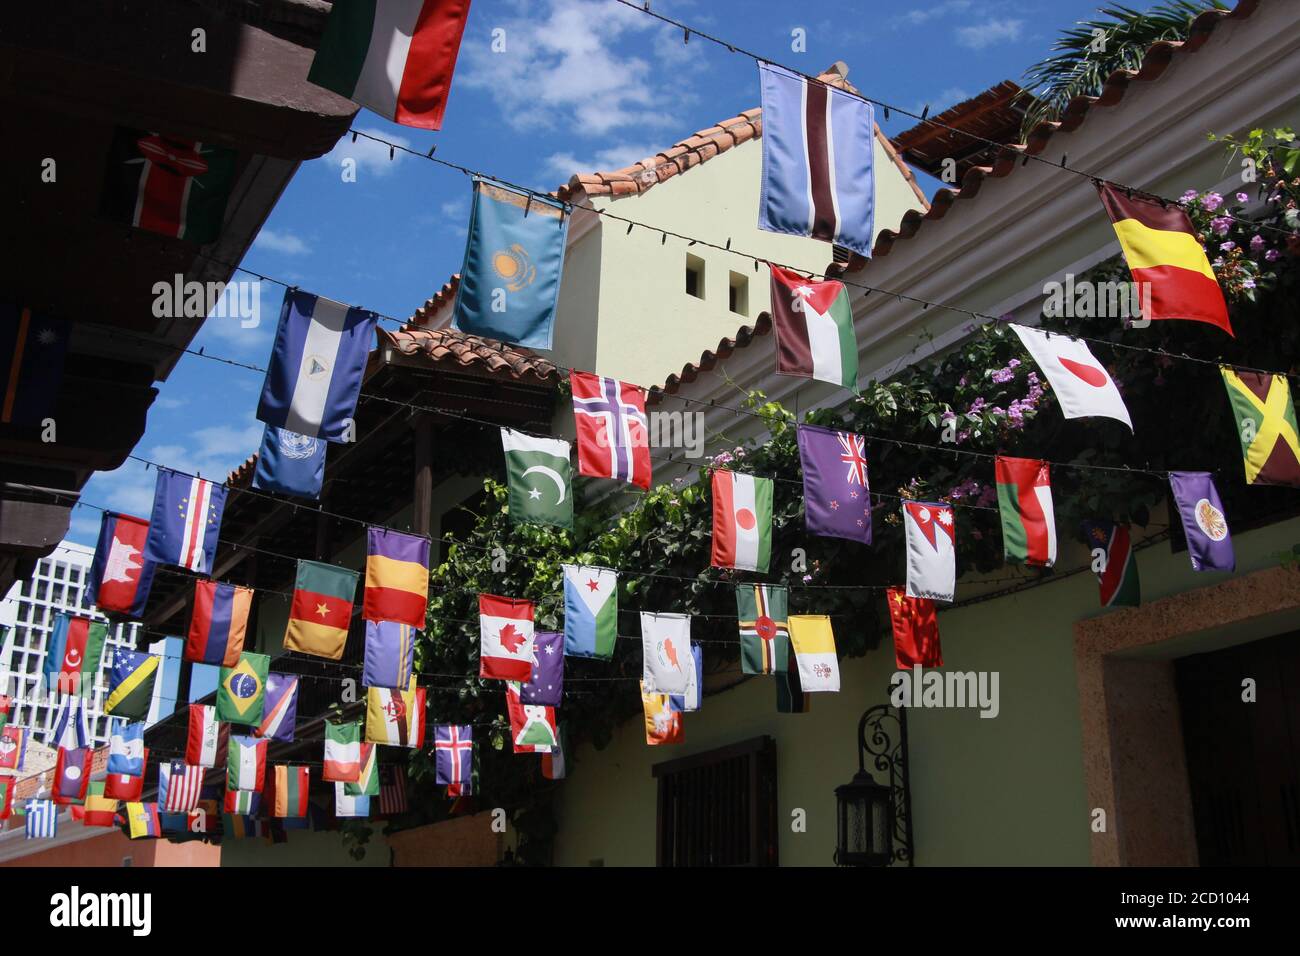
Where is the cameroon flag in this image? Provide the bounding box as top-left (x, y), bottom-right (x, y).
top-left (217, 652), bottom-right (269, 725)
top-left (1221, 369), bottom-right (1300, 486)
top-left (1097, 183), bottom-right (1231, 335)
top-left (284, 560), bottom-right (358, 660)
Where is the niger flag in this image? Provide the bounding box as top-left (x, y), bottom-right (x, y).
top-left (284, 560), bottom-right (358, 660)
top-left (1097, 183), bottom-right (1231, 335)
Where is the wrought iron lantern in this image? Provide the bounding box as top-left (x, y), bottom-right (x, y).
top-left (834, 703), bottom-right (913, 866)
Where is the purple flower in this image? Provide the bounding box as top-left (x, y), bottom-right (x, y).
top-left (958, 375), bottom-right (968, 387)
top-left (1202, 192), bottom-right (1224, 212)
top-left (1251, 234), bottom-right (1267, 252)
top-left (1266, 249), bottom-right (1281, 262)
top-left (1236, 192), bottom-right (1250, 204)
top-left (1219, 240), bottom-right (1236, 252)
top-left (1211, 216), bottom-right (1232, 236)
top-left (1180, 189), bottom-right (1198, 203)
top-left (991, 367), bottom-right (1014, 384)
top-left (1243, 278), bottom-right (1256, 289)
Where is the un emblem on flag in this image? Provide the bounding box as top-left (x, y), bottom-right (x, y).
top-left (279, 430), bottom-right (319, 460)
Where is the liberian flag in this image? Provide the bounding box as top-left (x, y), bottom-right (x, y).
top-left (186, 704), bottom-right (220, 768)
top-left (995, 456), bottom-right (1056, 567)
top-left (478, 595), bottom-right (535, 681)
top-left (758, 62), bottom-right (876, 257)
top-left (770, 266), bottom-right (857, 389)
top-left (143, 468), bottom-right (228, 574)
top-left (257, 290), bottom-right (379, 442)
top-left (1011, 324), bottom-right (1132, 429)
top-left (87, 512), bottom-right (155, 618)
top-left (1081, 520), bottom-right (1140, 607)
top-left (903, 501), bottom-right (956, 603)
top-left (711, 471), bottom-right (773, 572)
top-left (1097, 183), bottom-right (1231, 335)
top-left (159, 762), bottom-right (204, 813)
top-left (308, 0), bottom-right (472, 131)
top-left (570, 370), bottom-right (651, 489)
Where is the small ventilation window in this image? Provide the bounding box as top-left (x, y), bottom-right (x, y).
top-left (728, 272), bottom-right (748, 316)
top-left (832, 244), bottom-right (852, 264)
top-left (685, 254), bottom-right (706, 299)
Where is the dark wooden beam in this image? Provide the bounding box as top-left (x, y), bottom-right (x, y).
top-left (412, 416), bottom-right (434, 536)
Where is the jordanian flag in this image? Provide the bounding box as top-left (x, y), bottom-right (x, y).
top-left (1081, 520), bottom-right (1140, 608)
top-left (308, 0), bottom-right (472, 131)
top-left (996, 456), bottom-right (1057, 567)
top-left (711, 471), bottom-right (773, 573)
top-left (501, 428), bottom-right (573, 529)
top-left (769, 265), bottom-right (857, 389)
top-left (100, 127), bottom-right (236, 244)
top-left (1097, 183), bottom-right (1231, 335)
top-left (283, 560), bottom-right (358, 661)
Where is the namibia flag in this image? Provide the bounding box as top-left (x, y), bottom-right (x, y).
top-left (217, 652), bottom-right (269, 725)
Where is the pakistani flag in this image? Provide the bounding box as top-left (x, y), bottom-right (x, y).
top-left (501, 429), bottom-right (573, 529)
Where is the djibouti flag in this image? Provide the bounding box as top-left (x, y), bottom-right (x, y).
top-left (257, 290), bottom-right (378, 442)
top-left (453, 179), bottom-right (569, 350)
top-left (502, 428), bottom-right (573, 529)
top-left (562, 564), bottom-right (617, 660)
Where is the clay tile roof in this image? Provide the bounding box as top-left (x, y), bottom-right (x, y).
top-left (892, 80), bottom-right (1030, 181)
top-left (379, 325), bottom-right (559, 386)
top-left (407, 273), bottom-right (461, 327)
top-left (556, 63), bottom-right (929, 211)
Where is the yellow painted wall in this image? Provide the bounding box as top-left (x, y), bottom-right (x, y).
top-left (552, 514), bottom-right (1300, 866)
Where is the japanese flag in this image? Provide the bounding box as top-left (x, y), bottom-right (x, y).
top-left (904, 501), bottom-right (956, 603)
top-left (1011, 324), bottom-right (1132, 430)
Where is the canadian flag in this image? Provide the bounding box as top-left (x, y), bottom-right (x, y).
top-left (478, 595), bottom-right (535, 681)
top-left (1011, 324), bottom-right (1132, 429)
top-left (904, 501), bottom-right (956, 602)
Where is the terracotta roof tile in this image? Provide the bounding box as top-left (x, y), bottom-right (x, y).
top-left (379, 326), bottom-right (559, 386)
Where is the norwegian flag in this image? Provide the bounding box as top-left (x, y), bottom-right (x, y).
top-left (570, 370), bottom-right (651, 489)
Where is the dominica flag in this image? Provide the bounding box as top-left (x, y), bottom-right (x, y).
top-left (267, 766), bottom-right (311, 818)
top-left (227, 735), bottom-right (268, 792)
top-left (216, 652), bottom-right (269, 725)
top-left (324, 721), bottom-right (362, 782)
top-left (185, 580), bottom-right (252, 666)
top-left (736, 583), bottom-right (790, 676)
top-left (562, 564), bottom-right (617, 660)
top-left (501, 429), bottom-right (574, 529)
top-left (711, 470), bottom-right (773, 573)
top-left (105, 648), bottom-right (159, 720)
top-left (769, 266), bottom-right (857, 388)
top-left (1081, 520), bottom-right (1141, 608)
top-left (1220, 369), bottom-right (1300, 487)
top-left (125, 802), bottom-right (162, 840)
top-left (995, 456), bottom-right (1057, 568)
top-left (1097, 183), bottom-right (1231, 335)
top-left (363, 527), bottom-right (430, 627)
top-left (308, 0), bottom-right (472, 131)
top-left (284, 560), bottom-right (359, 661)
top-left (43, 614), bottom-right (108, 698)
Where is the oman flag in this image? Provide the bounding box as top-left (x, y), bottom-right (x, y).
top-left (711, 471), bottom-right (773, 573)
top-left (996, 456), bottom-right (1057, 567)
top-left (769, 265), bottom-right (857, 389)
top-left (478, 595), bottom-right (535, 681)
top-left (1011, 324), bottom-right (1132, 429)
top-left (309, 0), bottom-right (472, 131)
top-left (903, 501), bottom-right (956, 603)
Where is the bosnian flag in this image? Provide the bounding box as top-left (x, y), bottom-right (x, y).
top-left (903, 501), bottom-right (956, 603)
top-left (143, 468), bottom-right (228, 574)
top-left (769, 266), bottom-right (858, 389)
top-left (257, 290), bottom-right (379, 442)
top-left (478, 595), bottom-right (535, 681)
top-left (711, 471), bottom-right (773, 572)
top-left (1011, 324), bottom-right (1132, 430)
top-left (308, 0), bottom-right (472, 131)
top-left (87, 512), bottom-right (155, 617)
top-left (758, 62), bottom-right (875, 257)
top-left (159, 762), bottom-right (204, 813)
top-left (570, 370), bottom-right (651, 490)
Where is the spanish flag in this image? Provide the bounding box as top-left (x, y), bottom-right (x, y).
top-left (1097, 183), bottom-right (1231, 336)
top-left (363, 527), bottom-right (430, 627)
top-left (284, 559), bottom-right (359, 660)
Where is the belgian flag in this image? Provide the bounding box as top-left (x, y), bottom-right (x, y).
top-left (1097, 183), bottom-right (1232, 335)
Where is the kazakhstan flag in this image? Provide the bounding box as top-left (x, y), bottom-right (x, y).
top-left (452, 179), bottom-right (569, 350)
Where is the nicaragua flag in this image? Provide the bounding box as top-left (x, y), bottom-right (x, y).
top-left (257, 289), bottom-right (378, 441)
top-left (252, 424), bottom-right (326, 499)
top-left (758, 62), bottom-right (875, 258)
top-left (143, 468), bottom-right (228, 574)
top-left (452, 179), bottom-right (569, 350)
top-left (108, 720), bottom-right (145, 777)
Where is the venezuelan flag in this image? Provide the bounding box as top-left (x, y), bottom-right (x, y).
top-left (363, 528), bottom-right (430, 627)
top-left (1097, 183), bottom-right (1231, 335)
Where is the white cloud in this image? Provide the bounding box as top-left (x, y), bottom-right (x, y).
top-left (893, 0), bottom-right (972, 27)
top-left (955, 18), bottom-right (1024, 49)
top-left (544, 143), bottom-right (663, 180)
top-left (323, 128), bottom-right (412, 178)
top-left (254, 228), bottom-right (310, 256)
top-left (914, 86), bottom-right (972, 115)
top-left (440, 199), bottom-right (468, 220)
top-left (156, 396), bottom-right (188, 410)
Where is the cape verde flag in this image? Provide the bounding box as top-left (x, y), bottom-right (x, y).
top-left (257, 289), bottom-right (378, 441)
top-left (758, 62), bottom-right (875, 257)
top-left (143, 468), bottom-right (228, 574)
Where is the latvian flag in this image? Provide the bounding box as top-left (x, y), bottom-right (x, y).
top-left (758, 62), bottom-right (876, 257)
top-left (308, 0), bottom-right (472, 131)
top-left (995, 456), bottom-right (1057, 568)
top-left (769, 266), bottom-right (857, 389)
top-left (1097, 183), bottom-right (1231, 335)
top-left (711, 471), bottom-right (773, 573)
top-left (570, 370), bottom-right (651, 490)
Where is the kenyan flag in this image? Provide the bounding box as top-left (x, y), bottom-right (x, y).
top-left (101, 127), bottom-right (236, 243)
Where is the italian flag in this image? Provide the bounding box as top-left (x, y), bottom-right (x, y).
top-left (996, 456), bottom-right (1057, 567)
top-left (308, 0), bottom-right (473, 131)
top-left (711, 471), bottom-right (773, 572)
top-left (769, 265), bottom-right (858, 389)
top-left (323, 721), bottom-right (362, 782)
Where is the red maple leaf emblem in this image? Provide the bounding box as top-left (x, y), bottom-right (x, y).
top-left (498, 623), bottom-right (525, 654)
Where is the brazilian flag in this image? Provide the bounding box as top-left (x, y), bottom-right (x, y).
top-left (105, 649), bottom-right (159, 720)
top-left (217, 652), bottom-right (269, 725)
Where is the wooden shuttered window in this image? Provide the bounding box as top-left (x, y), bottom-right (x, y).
top-left (652, 735), bottom-right (778, 867)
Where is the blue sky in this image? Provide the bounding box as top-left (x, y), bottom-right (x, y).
top-left (70, 0), bottom-right (1122, 545)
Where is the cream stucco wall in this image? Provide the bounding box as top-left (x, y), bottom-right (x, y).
top-left (552, 515), bottom-right (1300, 866)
